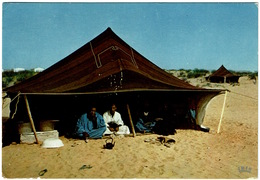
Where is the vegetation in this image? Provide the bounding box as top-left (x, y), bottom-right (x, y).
top-left (233, 71), bottom-right (258, 80)
top-left (2, 69), bottom-right (258, 89)
top-left (186, 68), bottom-right (210, 78)
top-left (2, 70), bottom-right (39, 88)
top-left (167, 68), bottom-right (257, 80)
top-left (248, 72), bottom-right (258, 80)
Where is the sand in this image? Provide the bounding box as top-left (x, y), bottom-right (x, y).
top-left (2, 76), bottom-right (258, 178)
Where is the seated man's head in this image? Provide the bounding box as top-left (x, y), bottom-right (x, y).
top-left (90, 106), bottom-right (98, 129)
top-left (110, 104), bottom-right (117, 115)
top-left (89, 107), bottom-right (97, 118)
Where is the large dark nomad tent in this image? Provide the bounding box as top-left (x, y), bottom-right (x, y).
top-left (206, 65), bottom-right (240, 83)
top-left (4, 28), bottom-right (224, 143)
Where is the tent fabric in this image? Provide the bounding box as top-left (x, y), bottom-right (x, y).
top-left (5, 27), bottom-right (221, 94)
top-left (3, 27), bottom-right (227, 136)
top-left (206, 65), bottom-right (240, 83)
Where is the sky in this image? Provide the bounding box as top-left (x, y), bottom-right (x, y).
top-left (2, 2), bottom-right (258, 71)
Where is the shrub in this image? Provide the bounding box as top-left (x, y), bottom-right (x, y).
top-left (2, 76), bottom-right (13, 88)
top-left (248, 72), bottom-right (258, 80)
top-left (2, 70), bottom-right (38, 88)
top-left (187, 68), bottom-right (209, 78)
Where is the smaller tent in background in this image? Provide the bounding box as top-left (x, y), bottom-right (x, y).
top-left (206, 65), bottom-right (240, 83)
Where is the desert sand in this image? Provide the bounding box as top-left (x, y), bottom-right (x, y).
top-left (2, 76), bottom-right (258, 178)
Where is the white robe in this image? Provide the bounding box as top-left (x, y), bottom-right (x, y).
top-left (103, 111), bottom-right (130, 135)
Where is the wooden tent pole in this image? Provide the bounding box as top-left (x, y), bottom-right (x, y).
top-left (24, 95), bottom-right (39, 144)
top-left (126, 104), bottom-right (136, 137)
top-left (217, 90), bottom-right (228, 133)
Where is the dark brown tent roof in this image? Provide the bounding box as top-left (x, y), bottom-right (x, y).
top-left (5, 28), bottom-right (220, 94)
top-left (209, 65), bottom-right (240, 78)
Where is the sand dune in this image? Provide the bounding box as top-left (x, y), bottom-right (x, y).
top-left (2, 77), bottom-right (257, 178)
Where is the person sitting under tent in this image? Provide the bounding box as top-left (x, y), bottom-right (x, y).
top-left (184, 97), bottom-right (209, 132)
top-left (152, 102), bottom-right (177, 136)
top-left (185, 97), bottom-right (197, 129)
top-left (135, 102), bottom-right (157, 133)
top-left (103, 103), bottom-right (130, 135)
top-left (74, 106), bottom-right (107, 140)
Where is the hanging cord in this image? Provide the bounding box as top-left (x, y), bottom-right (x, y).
top-left (11, 94), bottom-right (21, 119)
top-left (2, 92), bottom-right (21, 119)
top-left (230, 91), bottom-right (258, 101)
top-left (2, 92), bottom-right (21, 109)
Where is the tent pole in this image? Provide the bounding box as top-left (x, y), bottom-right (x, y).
top-left (126, 104), bottom-right (136, 137)
top-left (24, 95), bottom-right (39, 144)
top-left (217, 90), bottom-right (228, 133)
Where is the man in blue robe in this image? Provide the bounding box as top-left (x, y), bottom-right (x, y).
top-left (74, 106), bottom-right (106, 139)
top-left (135, 102), bottom-right (156, 133)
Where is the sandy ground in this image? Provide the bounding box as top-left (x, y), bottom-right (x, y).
top-left (2, 76), bottom-right (258, 178)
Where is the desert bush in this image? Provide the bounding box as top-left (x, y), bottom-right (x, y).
top-left (187, 68), bottom-right (209, 78)
top-left (2, 70), bottom-right (38, 88)
top-left (16, 70), bottom-right (37, 82)
top-left (179, 71), bottom-right (186, 77)
top-left (248, 72), bottom-right (258, 80)
top-left (202, 83), bottom-right (212, 88)
top-left (230, 70), bottom-right (258, 77)
top-left (2, 76), bottom-right (14, 88)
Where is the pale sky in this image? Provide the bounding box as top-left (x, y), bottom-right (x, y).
top-left (2, 2), bottom-right (258, 71)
